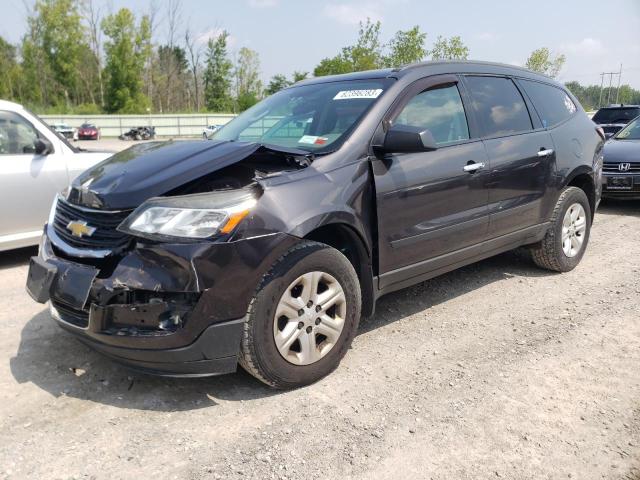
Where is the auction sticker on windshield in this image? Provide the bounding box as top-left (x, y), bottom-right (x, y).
top-left (333, 89), bottom-right (383, 100)
top-left (298, 135), bottom-right (328, 145)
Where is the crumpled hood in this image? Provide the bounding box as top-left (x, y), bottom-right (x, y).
top-left (603, 139), bottom-right (640, 164)
top-left (69, 140), bottom-right (262, 209)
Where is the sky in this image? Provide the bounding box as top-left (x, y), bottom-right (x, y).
top-left (2, 0), bottom-right (640, 89)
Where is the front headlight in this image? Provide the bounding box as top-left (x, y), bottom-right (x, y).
top-left (118, 189), bottom-right (257, 241)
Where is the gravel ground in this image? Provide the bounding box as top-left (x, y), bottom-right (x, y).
top-left (0, 200), bottom-right (639, 480)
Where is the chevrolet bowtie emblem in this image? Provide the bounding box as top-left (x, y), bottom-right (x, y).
top-left (66, 220), bottom-right (96, 238)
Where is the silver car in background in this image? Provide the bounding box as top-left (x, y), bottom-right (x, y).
top-left (0, 100), bottom-right (111, 251)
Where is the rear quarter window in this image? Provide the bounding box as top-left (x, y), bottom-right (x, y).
top-left (520, 80), bottom-right (577, 128)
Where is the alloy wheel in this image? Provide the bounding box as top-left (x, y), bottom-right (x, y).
top-left (561, 203), bottom-right (587, 258)
top-left (273, 271), bottom-right (347, 365)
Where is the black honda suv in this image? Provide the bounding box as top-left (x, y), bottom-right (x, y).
top-left (27, 61), bottom-right (603, 389)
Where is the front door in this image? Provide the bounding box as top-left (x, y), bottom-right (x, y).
top-left (373, 76), bottom-right (490, 282)
top-left (0, 110), bottom-right (68, 241)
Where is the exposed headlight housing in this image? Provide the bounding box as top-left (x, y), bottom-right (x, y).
top-left (118, 189), bottom-right (257, 241)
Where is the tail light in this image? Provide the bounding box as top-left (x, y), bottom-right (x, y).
top-left (595, 126), bottom-right (606, 141)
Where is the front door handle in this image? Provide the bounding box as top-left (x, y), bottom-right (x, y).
top-left (463, 162), bottom-right (485, 173)
top-left (537, 148), bottom-right (554, 157)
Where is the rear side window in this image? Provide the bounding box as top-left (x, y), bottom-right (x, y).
top-left (394, 84), bottom-right (469, 145)
top-left (465, 76), bottom-right (533, 137)
top-left (520, 80), bottom-right (577, 128)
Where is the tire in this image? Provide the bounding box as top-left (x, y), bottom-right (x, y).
top-left (530, 186), bottom-right (591, 272)
top-left (239, 240), bottom-right (361, 389)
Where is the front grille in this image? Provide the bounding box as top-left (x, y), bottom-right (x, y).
top-left (53, 198), bottom-right (132, 250)
top-left (603, 162), bottom-right (640, 173)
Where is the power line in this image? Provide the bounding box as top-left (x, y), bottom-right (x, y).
top-left (598, 65), bottom-right (623, 108)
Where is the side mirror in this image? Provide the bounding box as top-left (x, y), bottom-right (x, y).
top-left (382, 124), bottom-right (437, 153)
top-left (33, 137), bottom-right (53, 155)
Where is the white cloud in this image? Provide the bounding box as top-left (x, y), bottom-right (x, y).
top-left (476, 32), bottom-right (500, 41)
top-left (322, 3), bottom-right (383, 26)
top-left (196, 29), bottom-right (237, 48)
top-left (560, 38), bottom-right (607, 57)
top-left (248, 0), bottom-right (279, 7)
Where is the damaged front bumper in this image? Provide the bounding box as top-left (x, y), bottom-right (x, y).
top-left (26, 226), bottom-right (298, 376)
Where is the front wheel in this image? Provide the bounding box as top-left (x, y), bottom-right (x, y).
top-left (530, 186), bottom-right (592, 272)
top-left (239, 241), bottom-right (361, 389)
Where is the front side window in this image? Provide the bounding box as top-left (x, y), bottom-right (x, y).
top-left (394, 83), bottom-right (470, 145)
top-left (465, 76), bottom-right (533, 137)
top-left (0, 111), bottom-right (39, 155)
top-left (521, 80), bottom-right (577, 128)
top-left (215, 78), bottom-right (393, 152)
top-left (614, 117), bottom-right (640, 140)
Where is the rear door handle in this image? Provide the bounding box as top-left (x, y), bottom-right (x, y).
top-left (463, 162), bottom-right (485, 173)
top-left (537, 148), bottom-right (554, 157)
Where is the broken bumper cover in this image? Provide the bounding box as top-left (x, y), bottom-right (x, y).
top-left (26, 228), bottom-right (299, 376)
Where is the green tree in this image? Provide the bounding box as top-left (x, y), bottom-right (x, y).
top-left (429, 35), bottom-right (469, 60)
top-left (264, 71), bottom-right (309, 96)
top-left (235, 47), bottom-right (262, 111)
top-left (384, 26), bottom-right (427, 67)
top-left (313, 18), bottom-right (384, 76)
top-left (203, 32), bottom-right (233, 112)
top-left (313, 56), bottom-right (354, 77)
top-left (0, 36), bottom-right (21, 101)
top-left (565, 80), bottom-right (640, 110)
top-left (21, 0), bottom-right (88, 108)
top-left (101, 8), bottom-right (151, 113)
top-left (154, 44), bottom-right (190, 111)
top-left (265, 74), bottom-right (291, 96)
top-left (292, 71), bottom-right (309, 82)
top-left (525, 47), bottom-right (565, 78)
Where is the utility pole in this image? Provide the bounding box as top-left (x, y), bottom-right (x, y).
top-left (615, 64), bottom-right (623, 104)
top-left (598, 68), bottom-right (623, 108)
top-left (598, 73), bottom-right (605, 109)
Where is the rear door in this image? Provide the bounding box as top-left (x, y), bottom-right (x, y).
top-left (462, 75), bottom-right (555, 237)
top-left (0, 110), bottom-right (69, 241)
top-left (373, 75), bottom-right (490, 277)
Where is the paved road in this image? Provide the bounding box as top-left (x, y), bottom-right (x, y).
top-left (0, 201), bottom-right (638, 479)
top-left (75, 137), bottom-right (198, 153)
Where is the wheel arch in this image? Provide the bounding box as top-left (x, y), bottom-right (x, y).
top-left (564, 166), bottom-right (596, 220)
top-left (303, 221), bottom-right (376, 319)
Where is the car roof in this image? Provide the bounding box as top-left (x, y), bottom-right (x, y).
top-left (0, 99), bottom-right (24, 112)
top-left (293, 60), bottom-right (558, 88)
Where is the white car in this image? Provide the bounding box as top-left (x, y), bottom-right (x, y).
top-left (0, 100), bottom-right (111, 251)
top-left (202, 124), bottom-right (221, 139)
top-left (50, 122), bottom-right (77, 141)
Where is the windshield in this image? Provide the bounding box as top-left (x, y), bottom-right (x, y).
top-left (214, 78), bottom-right (393, 152)
top-left (592, 107), bottom-right (640, 124)
top-left (614, 116), bottom-right (640, 140)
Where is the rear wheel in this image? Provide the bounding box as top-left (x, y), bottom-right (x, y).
top-left (530, 186), bottom-right (591, 272)
top-left (239, 241), bottom-right (361, 389)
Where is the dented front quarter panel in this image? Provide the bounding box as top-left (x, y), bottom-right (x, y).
top-left (235, 154), bottom-right (376, 256)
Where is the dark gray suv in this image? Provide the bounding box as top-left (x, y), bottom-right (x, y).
top-left (27, 61), bottom-right (603, 388)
